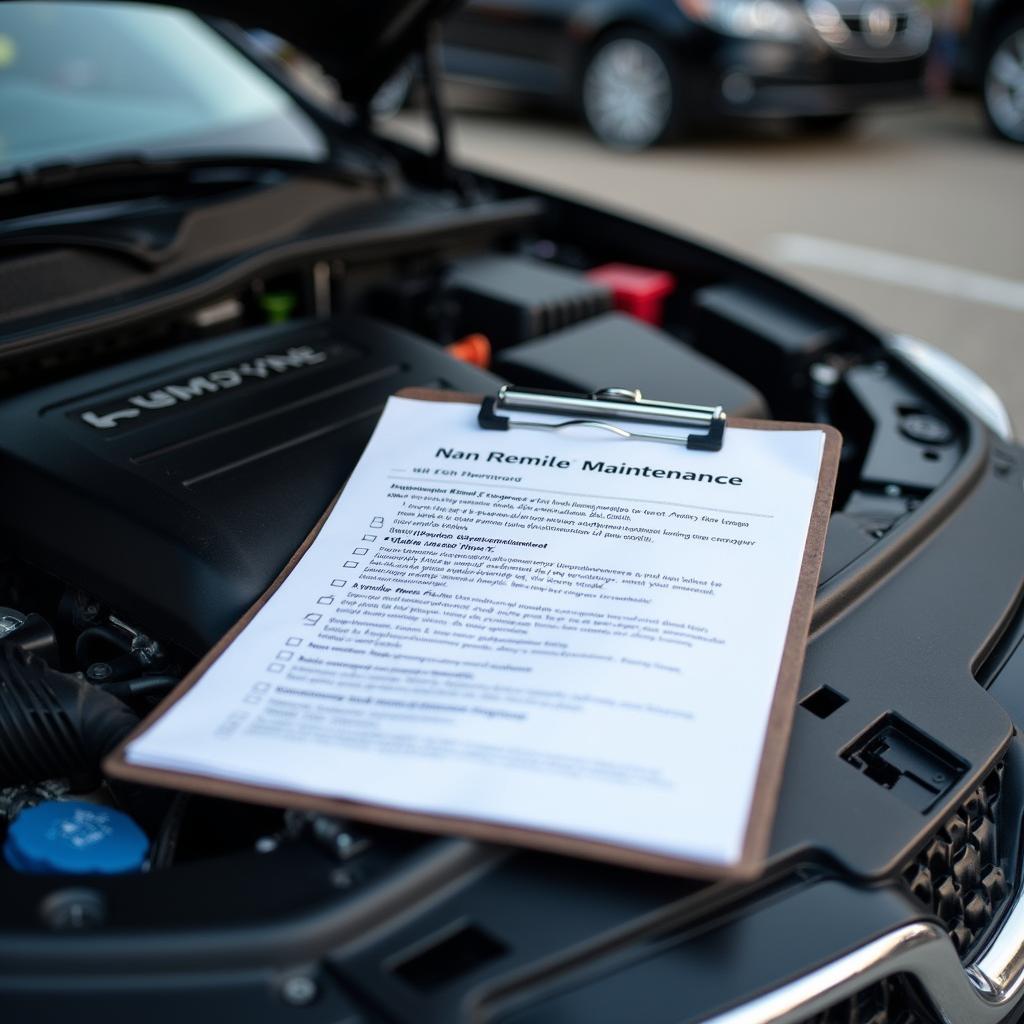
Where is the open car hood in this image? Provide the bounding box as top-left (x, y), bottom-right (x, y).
top-left (78, 0), bottom-right (462, 104)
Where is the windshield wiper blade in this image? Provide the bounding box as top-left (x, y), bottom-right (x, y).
top-left (0, 151), bottom-right (387, 198)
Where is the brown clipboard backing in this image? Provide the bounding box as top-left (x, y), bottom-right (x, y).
top-left (105, 389), bottom-right (842, 879)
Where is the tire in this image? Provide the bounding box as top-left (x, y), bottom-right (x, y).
top-left (982, 16), bottom-right (1024, 143)
top-left (580, 31), bottom-right (681, 150)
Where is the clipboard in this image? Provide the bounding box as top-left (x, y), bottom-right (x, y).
top-left (105, 386), bottom-right (841, 879)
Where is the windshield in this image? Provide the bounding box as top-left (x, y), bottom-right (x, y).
top-left (0, 2), bottom-right (329, 174)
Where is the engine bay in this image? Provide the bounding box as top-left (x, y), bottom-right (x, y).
top-left (2, 171), bottom-right (1017, 1022)
top-left (0, 175), bottom-right (974, 866)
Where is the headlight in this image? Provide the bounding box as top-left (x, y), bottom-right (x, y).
top-left (678, 0), bottom-right (811, 42)
top-left (805, 0), bottom-right (851, 45)
top-left (889, 334), bottom-right (1014, 441)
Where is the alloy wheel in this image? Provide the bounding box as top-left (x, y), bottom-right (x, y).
top-left (582, 36), bottom-right (675, 150)
top-left (985, 23), bottom-right (1024, 143)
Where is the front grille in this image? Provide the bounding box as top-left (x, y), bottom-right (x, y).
top-left (794, 767), bottom-right (1009, 1024)
top-left (902, 764), bottom-right (1009, 956)
top-left (840, 13), bottom-right (910, 32)
top-left (808, 0), bottom-right (931, 60)
top-left (800, 975), bottom-right (929, 1024)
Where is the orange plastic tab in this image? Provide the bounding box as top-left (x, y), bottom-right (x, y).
top-left (444, 333), bottom-right (492, 369)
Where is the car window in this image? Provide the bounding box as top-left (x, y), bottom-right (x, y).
top-left (0, 1), bottom-right (329, 173)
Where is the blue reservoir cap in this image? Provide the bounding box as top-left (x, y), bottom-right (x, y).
top-left (4, 800), bottom-right (149, 874)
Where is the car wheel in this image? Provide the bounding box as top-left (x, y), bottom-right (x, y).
top-left (580, 31), bottom-right (680, 150)
top-left (982, 16), bottom-right (1024, 143)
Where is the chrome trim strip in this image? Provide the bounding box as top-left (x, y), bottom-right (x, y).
top-left (969, 877), bottom-right (1024, 1005)
top-left (703, 877), bottom-right (1024, 1024)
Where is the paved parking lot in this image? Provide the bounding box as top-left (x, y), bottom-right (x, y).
top-left (391, 95), bottom-right (1024, 429)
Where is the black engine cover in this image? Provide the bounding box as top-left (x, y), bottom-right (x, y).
top-left (0, 316), bottom-right (500, 652)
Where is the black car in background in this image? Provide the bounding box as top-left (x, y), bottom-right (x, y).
top-left (441, 0), bottom-right (934, 147)
top-left (957, 0), bottom-right (1024, 142)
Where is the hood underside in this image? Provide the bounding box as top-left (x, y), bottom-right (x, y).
top-left (67, 0), bottom-right (463, 104)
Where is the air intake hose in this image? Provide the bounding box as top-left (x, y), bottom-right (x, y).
top-left (0, 645), bottom-right (139, 786)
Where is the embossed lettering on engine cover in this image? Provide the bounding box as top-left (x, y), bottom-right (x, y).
top-left (79, 346), bottom-right (328, 431)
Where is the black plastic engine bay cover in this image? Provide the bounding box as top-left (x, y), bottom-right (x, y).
top-left (0, 315), bottom-right (499, 652)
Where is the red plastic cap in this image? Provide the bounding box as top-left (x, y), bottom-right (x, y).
top-left (445, 333), bottom-right (492, 369)
top-left (586, 263), bottom-right (676, 325)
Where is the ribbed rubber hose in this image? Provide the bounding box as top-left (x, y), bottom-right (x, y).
top-left (0, 645), bottom-right (138, 786)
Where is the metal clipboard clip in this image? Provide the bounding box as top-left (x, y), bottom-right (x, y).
top-left (478, 386), bottom-right (726, 451)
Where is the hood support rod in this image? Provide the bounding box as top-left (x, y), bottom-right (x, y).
top-left (421, 21), bottom-right (471, 204)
